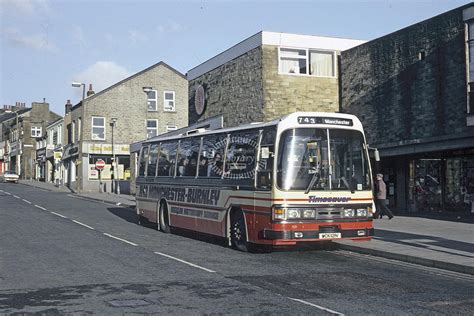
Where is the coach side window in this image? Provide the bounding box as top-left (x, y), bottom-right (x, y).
top-left (158, 141), bottom-right (178, 177)
top-left (177, 138), bottom-right (200, 177)
top-left (138, 146), bottom-right (149, 176)
top-left (147, 143), bottom-right (159, 177)
top-left (200, 134), bottom-right (227, 178)
top-left (225, 130), bottom-right (259, 181)
top-left (256, 127), bottom-right (276, 189)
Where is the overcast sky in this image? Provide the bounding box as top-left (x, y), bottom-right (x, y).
top-left (0, 0), bottom-right (470, 115)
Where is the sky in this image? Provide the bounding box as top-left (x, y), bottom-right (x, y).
top-left (0, 0), bottom-right (471, 116)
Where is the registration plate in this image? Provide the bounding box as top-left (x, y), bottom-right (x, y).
top-left (319, 233), bottom-right (342, 239)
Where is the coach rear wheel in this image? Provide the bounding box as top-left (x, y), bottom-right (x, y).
top-left (159, 202), bottom-right (171, 233)
top-left (231, 210), bottom-right (248, 252)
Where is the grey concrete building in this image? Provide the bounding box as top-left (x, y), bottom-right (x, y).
top-left (66, 61), bottom-right (188, 193)
top-left (340, 4), bottom-right (474, 214)
top-left (188, 31), bottom-right (365, 127)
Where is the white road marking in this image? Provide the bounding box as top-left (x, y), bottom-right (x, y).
top-left (288, 297), bottom-right (344, 315)
top-left (34, 204), bottom-right (47, 211)
top-left (50, 211), bottom-right (67, 218)
top-left (0, 189), bottom-right (3, 192)
top-left (72, 220), bottom-right (95, 230)
top-left (13, 195), bottom-right (20, 199)
top-left (5, 192), bottom-right (11, 195)
top-left (154, 251), bottom-right (216, 273)
top-left (103, 233), bottom-right (138, 246)
top-left (22, 199), bottom-right (32, 204)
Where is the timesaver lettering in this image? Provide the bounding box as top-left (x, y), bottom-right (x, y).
top-left (308, 196), bottom-right (351, 203)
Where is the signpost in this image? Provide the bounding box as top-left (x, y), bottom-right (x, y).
top-left (95, 159), bottom-right (105, 193)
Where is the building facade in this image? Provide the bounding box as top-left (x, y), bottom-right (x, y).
top-left (36, 118), bottom-right (63, 184)
top-left (188, 31), bottom-right (365, 127)
top-left (340, 4), bottom-right (474, 214)
top-left (66, 62), bottom-right (188, 193)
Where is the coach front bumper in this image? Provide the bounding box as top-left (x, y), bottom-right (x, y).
top-left (263, 227), bottom-right (374, 240)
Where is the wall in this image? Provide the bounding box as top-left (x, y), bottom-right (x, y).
top-left (188, 47), bottom-right (265, 127)
top-left (340, 6), bottom-right (472, 150)
top-left (262, 45), bottom-right (339, 121)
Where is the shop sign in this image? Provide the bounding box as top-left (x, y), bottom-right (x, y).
top-left (54, 151), bottom-right (62, 162)
top-left (87, 143), bottom-right (129, 155)
top-left (195, 85), bottom-right (206, 116)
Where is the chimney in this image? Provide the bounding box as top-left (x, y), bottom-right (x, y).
top-left (65, 99), bottom-right (72, 114)
top-left (87, 84), bottom-right (95, 97)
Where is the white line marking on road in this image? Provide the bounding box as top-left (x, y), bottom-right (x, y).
top-left (0, 189), bottom-right (3, 192)
top-left (13, 195), bottom-right (20, 199)
top-left (103, 233), bottom-right (138, 246)
top-left (288, 298), bottom-right (344, 315)
top-left (50, 211), bottom-right (67, 218)
top-left (34, 204), bottom-right (47, 211)
top-left (153, 251), bottom-right (216, 273)
top-left (72, 220), bottom-right (95, 230)
top-left (22, 199), bottom-right (32, 204)
top-left (5, 192), bottom-right (11, 195)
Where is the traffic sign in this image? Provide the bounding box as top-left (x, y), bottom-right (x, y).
top-left (95, 159), bottom-right (106, 170)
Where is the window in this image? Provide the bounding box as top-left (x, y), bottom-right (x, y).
top-left (157, 141), bottom-right (178, 176)
top-left (138, 146), bottom-right (149, 176)
top-left (224, 130), bottom-right (259, 180)
top-left (177, 138), bottom-right (200, 177)
top-left (467, 20), bottom-right (474, 114)
top-left (31, 126), bottom-right (42, 138)
top-left (91, 117), bottom-right (105, 140)
top-left (164, 91), bottom-right (175, 112)
top-left (147, 119), bottom-right (158, 139)
top-left (72, 121), bottom-right (76, 142)
top-left (146, 90), bottom-right (158, 111)
top-left (77, 118), bottom-right (82, 141)
top-left (147, 143), bottom-right (159, 177)
top-left (57, 125), bottom-right (62, 145)
top-left (256, 127), bottom-right (276, 189)
top-left (279, 48), bottom-right (335, 77)
top-left (166, 125), bottom-right (178, 132)
top-left (200, 134), bottom-right (228, 178)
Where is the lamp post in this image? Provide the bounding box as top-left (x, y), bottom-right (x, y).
top-left (142, 87), bottom-right (153, 139)
top-left (110, 117), bottom-right (119, 194)
top-left (71, 82), bottom-right (86, 102)
top-left (5, 109), bottom-right (19, 174)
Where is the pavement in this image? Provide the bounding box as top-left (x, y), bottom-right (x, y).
top-left (18, 179), bottom-right (474, 275)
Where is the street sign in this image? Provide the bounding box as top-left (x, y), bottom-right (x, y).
top-left (95, 159), bottom-right (106, 170)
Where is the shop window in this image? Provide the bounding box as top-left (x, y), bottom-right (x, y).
top-left (164, 91), bottom-right (175, 112)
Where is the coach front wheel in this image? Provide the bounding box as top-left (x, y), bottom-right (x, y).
top-left (159, 202), bottom-right (171, 233)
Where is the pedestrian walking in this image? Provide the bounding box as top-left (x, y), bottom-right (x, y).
top-left (375, 173), bottom-right (394, 219)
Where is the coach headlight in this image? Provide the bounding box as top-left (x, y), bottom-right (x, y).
top-left (303, 209), bottom-right (316, 219)
top-left (343, 209), bottom-right (355, 217)
top-left (357, 208), bottom-right (368, 217)
top-left (287, 209), bottom-right (302, 219)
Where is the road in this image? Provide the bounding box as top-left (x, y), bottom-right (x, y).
top-left (1, 183), bottom-right (473, 314)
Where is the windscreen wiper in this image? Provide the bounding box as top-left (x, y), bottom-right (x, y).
top-left (305, 168), bottom-right (321, 194)
top-left (340, 176), bottom-right (355, 194)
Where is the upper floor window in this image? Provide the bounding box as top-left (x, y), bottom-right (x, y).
top-left (146, 90), bottom-right (158, 111)
top-left (91, 116), bottom-right (105, 140)
top-left (166, 125), bottom-right (178, 132)
top-left (164, 91), bottom-right (175, 112)
top-left (31, 126), bottom-right (42, 138)
top-left (279, 48), bottom-right (336, 77)
top-left (147, 119), bottom-right (158, 139)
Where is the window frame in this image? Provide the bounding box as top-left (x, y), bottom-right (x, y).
top-left (91, 116), bottom-right (106, 140)
top-left (163, 90), bottom-right (176, 112)
top-left (31, 126), bottom-right (42, 138)
top-left (278, 47), bottom-right (337, 78)
top-left (146, 119), bottom-right (159, 139)
top-left (146, 89), bottom-right (158, 112)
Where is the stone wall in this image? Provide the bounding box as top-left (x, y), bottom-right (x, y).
top-left (341, 7), bottom-right (471, 148)
top-left (262, 45), bottom-right (339, 121)
top-left (188, 47), bottom-right (265, 127)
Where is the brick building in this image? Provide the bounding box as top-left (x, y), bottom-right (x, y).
top-left (65, 61), bottom-right (188, 193)
top-left (188, 31), bottom-right (365, 127)
top-left (341, 4), bottom-right (474, 214)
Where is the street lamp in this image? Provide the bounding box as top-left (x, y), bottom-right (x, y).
top-left (110, 117), bottom-right (119, 194)
top-left (5, 109), bottom-right (20, 174)
top-left (142, 87), bottom-right (153, 138)
top-left (71, 82), bottom-right (86, 101)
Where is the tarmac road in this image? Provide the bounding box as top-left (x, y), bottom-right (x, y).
top-left (1, 183), bottom-right (473, 314)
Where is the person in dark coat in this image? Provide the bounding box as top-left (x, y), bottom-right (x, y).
top-left (375, 173), bottom-right (394, 219)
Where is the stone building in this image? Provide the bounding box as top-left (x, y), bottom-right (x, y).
top-left (188, 31), bottom-right (365, 127)
top-left (340, 4), bottom-right (474, 214)
top-left (0, 102), bottom-right (60, 179)
top-left (66, 61), bottom-right (188, 193)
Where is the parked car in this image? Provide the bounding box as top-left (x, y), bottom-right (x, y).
top-left (0, 171), bottom-right (19, 183)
